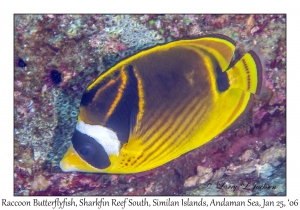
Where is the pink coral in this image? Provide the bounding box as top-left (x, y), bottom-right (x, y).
top-left (90, 34), bottom-right (103, 48)
top-left (209, 15), bottom-right (230, 28)
top-left (104, 38), bottom-right (127, 54)
top-left (31, 175), bottom-right (52, 192)
top-left (253, 109), bottom-right (268, 124)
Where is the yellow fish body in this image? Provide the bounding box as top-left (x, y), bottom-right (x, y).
top-left (60, 34), bottom-right (262, 174)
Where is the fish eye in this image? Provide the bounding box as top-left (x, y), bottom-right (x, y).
top-left (78, 144), bottom-right (95, 156)
top-left (71, 130), bottom-right (112, 169)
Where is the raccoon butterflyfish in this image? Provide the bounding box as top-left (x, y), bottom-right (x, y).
top-left (60, 34), bottom-right (263, 174)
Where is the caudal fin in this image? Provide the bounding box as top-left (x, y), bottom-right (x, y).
top-left (226, 49), bottom-right (263, 95)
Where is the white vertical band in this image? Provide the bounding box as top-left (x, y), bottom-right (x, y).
top-left (76, 121), bottom-right (121, 156)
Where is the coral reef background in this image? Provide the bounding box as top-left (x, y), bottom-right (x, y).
top-left (14, 14), bottom-right (286, 196)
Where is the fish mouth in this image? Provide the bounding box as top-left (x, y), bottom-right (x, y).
top-left (59, 144), bottom-right (104, 173)
top-left (59, 145), bottom-right (81, 172)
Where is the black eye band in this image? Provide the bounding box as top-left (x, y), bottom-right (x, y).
top-left (71, 130), bottom-right (111, 169)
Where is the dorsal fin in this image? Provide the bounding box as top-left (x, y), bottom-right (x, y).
top-left (191, 34), bottom-right (236, 71)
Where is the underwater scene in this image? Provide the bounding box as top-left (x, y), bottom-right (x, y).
top-left (14, 14), bottom-right (286, 196)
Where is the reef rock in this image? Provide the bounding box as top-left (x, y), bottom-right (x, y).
top-left (225, 159), bottom-right (260, 176)
top-left (260, 145), bottom-right (286, 167)
top-left (184, 166), bottom-right (213, 188)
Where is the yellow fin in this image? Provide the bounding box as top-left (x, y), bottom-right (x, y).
top-left (226, 49), bottom-right (263, 94)
top-left (192, 34), bottom-right (236, 71)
